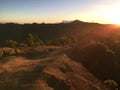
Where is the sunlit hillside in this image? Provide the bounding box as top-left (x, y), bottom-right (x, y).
top-left (0, 21), bottom-right (120, 90)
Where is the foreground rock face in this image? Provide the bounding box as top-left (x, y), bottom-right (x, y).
top-left (0, 47), bottom-right (16, 58)
top-left (0, 47), bottom-right (105, 90)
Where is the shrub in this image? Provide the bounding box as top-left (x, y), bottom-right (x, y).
top-left (4, 40), bottom-right (18, 48)
top-left (26, 33), bottom-right (44, 47)
top-left (104, 80), bottom-right (118, 90)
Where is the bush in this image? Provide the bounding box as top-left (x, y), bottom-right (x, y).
top-left (4, 40), bottom-right (18, 48)
top-left (104, 80), bottom-right (118, 90)
top-left (26, 33), bottom-right (44, 47)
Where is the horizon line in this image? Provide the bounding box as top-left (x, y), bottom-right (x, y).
top-left (0, 19), bottom-right (116, 25)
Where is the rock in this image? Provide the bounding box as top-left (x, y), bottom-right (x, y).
top-left (0, 53), bottom-right (105, 90)
top-left (0, 49), bottom-right (3, 58)
top-left (0, 47), bottom-right (16, 58)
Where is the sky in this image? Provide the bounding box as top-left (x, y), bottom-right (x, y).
top-left (0, 0), bottom-right (120, 24)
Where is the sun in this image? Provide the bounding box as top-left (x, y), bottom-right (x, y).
top-left (109, 13), bottom-right (120, 24)
top-left (111, 15), bottom-right (120, 25)
top-left (104, 5), bottom-right (120, 25)
top-left (110, 14), bottom-right (120, 27)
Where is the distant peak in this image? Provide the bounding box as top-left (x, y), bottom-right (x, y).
top-left (72, 20), bottom-right (85, 23)
top-left (61, 19), bottom-right (86, 24)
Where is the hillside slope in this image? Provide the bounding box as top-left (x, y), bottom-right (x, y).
top-left (0, 47), bottom-right (105, 90)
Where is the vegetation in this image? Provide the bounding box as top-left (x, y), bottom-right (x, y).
top-left (0, 33), bottom-right (74, 48)
top-left (26, 33), bottom-right (44, 47)
top-left (68, 40), bottom-right (120, 89)
top-left (104, 80), bottom-right (118, 90)
top-left (0, 21), bottom-right (120, 89)
top-left (4, 40), bottom-right (18, 48)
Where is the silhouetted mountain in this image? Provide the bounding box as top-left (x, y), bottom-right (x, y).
top-left (71, 19), bottom-right (86, 24)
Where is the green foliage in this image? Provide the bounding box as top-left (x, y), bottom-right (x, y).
top-left (18, 43), bottom-right (28, 47)
top-left (56, 36), bottom-right (75, 46)
top-left (104, 80), bottom-right (118, 90)
top-left (89, 41), bottom-right (116, 57)
top-left (26, 33), bottom-right (44, 47)
top-left (5, 40), bottom-right (18, 48)
top-left (1, 34), bottom-right (45, 48)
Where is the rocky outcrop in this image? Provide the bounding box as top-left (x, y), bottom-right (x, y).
top-left (0, 47), bottom-right (105, 90)
top-left (0, 47), bottom-right (16, 58)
